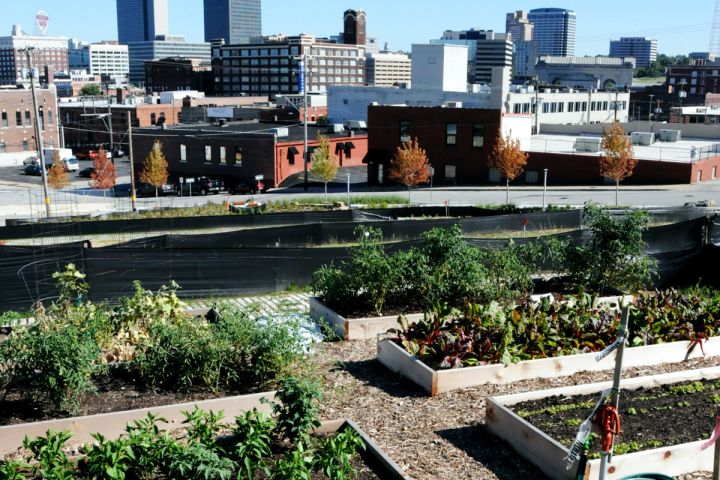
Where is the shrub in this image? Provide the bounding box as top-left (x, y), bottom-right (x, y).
top-left (272, 376), bottom-right (323, 446)
top-left (231, 409), bottom-right (274, 479)
top-left (2, 323), bottom-right (101, 412)
top-left (166, 442), bottom-right (234, 480)
top-left (479, 241), bottom-right (538, 305)
top-left (314, 427), bottom-right (366, 480)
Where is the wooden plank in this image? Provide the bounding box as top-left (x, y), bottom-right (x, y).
top-left (309, 296), bottom-right (347, 339)
top-left (489, 367), bottom-right (720, 480)
top-left (0, 391), bottom-right (275, 455)
top-left (486, 397), bottom-right (573, 480)
top-left (377, 339), bottom-right (435, 394)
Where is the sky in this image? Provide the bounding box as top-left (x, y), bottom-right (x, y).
top-left (2, 0), bottom-right (716, 56)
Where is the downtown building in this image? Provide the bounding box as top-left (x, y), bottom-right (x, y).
top-left (0, 25), bottom-right (68, 86)
top-left (204, 0), bottom-right (262, 44)
top-left (506, 10), bottom-right (537, 81)
top-left (609, 37), bottom-right (657, 68)
top-left (116, 0), bottom-right (169, 44)
top-left (527, 8), bottom-right (576, 57)
top-left (0, 87), bottom-right (60, 158)
top-left (127, 35), bottom-right (211, 85)
top-left (430, 29), bottom-right (512, 84)
top-left (365, 51), bottom-right (411, 87)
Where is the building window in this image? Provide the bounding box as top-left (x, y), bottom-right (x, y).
top-left (47, 109), bottom-right (52, 125)
top-left (697, 170), bottom-right (703, 182)
top-left (38, 107), bottom-right (44, 130)
top-left (234, 146), bottom-right (243, 166)
top-left (446, 123), bottom-right (457, 145)
top-left (525, 171), bottom-right (539, 183)
top-left (22, 140), bottom-right (29, 151)
top-left (582, 102), bottom-right (588, 111)
top-left (288, 146), bottom-right (299, 165)
top-left (150, 112), bottom-right (156, 125)
top-left (542, 103), bottom-right (550, 113)
top-left (713, 166), bottom-right (718, 179)
top-left (220, 146), bottom-right (226, 164)
top-left (472, 124), bottom-right (485, 148)
top-left (25, 111), bottom-right (31, 126)
top-left (1, 112), bottom-right (6, 128)
top-left (0, 141), bottom-right (5, 152)
top-left (513, 104), bottom-right (521, 114)
top-left (180, 144), bottom-right (187, 162)
top-left (16, 111), bottom-right (22, 126)
top-left (205, 145), bottom-right (212, 162)
top-left (400, 120), bottom-right (410, 143)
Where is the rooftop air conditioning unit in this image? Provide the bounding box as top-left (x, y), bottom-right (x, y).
top-left (574, 137), bottom-right (603, 152)
top-left (630, 131), bottom-right (654, 146)
top-left (344, 120), bottom-right (367, 130)
top-left (328, 123), bottom-right (345, 133)
top-left (445, 101), bottom-right (463, 108)
top-left (270, 127), bottom-right (289, 137)
top-left (659, 129), bottom-right (682, 142)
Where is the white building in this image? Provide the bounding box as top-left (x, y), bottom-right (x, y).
top-left (411, 44), bottom-right (468, 92)
top-left (0, 25), bottom-right (69, 85)
top-left (365, 52), bottom-right (411, 87)
top-left (89, 42), bottom-right (129, 84)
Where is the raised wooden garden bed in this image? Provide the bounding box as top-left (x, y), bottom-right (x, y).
top-left (0, 391), bottom-right (275, 455)
top-left (486, 366), bottom-right (720, 480)
top-left (377, 335), bottom-right (720, 396)
top-left (310, 297), bottom-right (423, 341)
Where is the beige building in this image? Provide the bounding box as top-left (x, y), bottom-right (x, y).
top-left (365, 52), bottom-right (411, 87)
top-left (0, 87), bottom-right (60, 161)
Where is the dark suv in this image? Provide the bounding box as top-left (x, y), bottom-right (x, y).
top-left (175, 177), bottom-right (223, 196)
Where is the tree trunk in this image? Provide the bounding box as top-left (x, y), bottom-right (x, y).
top-left (615, 179), bottom-right (619, 207)
top-left (324, 182), bottom-right (328, 203)
top-left (506, 178), bottom-right (510, 205)
top-left (408, 185), bottom-right (411, 204)
top-left (155, 187), bottom-right (159, 205)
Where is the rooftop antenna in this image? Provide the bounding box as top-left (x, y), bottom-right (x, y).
top-left (711, 0), bottom-right (720, 58)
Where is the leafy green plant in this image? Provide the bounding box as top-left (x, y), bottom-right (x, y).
top-left (23, 430), bottom-right (74, 480)
top-left (52, 263), bottom-right (90, 305)
top-left (0, 459), bottom-right (27, 480)
top-left (314, 427), bottom-right (365, 480)
top-left (232, 409), bottom-right (274, 479)
top-left (166, 442), bottom-right (234, 480)
top-left (124, 413), bottom-right (180, 479)
top-left (273, 377), bottom-right (323, 446)
top-left (82, 433), bottom-right (134, 480)
top-left (272, 443), bottom-right (314, 480)
top-left (183, 406), bottom-right (226, 448)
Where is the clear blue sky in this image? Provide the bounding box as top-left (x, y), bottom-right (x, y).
top-left (2, 0), bottom-right (715, 56)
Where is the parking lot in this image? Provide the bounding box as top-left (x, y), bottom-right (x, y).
top-left (0, 156), bottom-right (132, 189)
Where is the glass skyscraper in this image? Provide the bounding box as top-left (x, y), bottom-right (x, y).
top-left (204, 0), bottom-right (262, 44)
top-left (527, 8), bottom-right (576, 57)
top-left (116, 0), bottom-right (169, 44)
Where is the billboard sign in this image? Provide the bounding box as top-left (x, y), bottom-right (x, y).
top-left (35, 11), bottom-right (49, 35)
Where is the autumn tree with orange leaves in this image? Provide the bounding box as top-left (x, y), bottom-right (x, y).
top-left (488, 133), bottom-right (528, 205)
top-left (47, 150), bottom-right (69, 190)
top-left (389, 137), bottom-right (430, 203)
top-left (90, 148), bottom-right (117, 190)
top-left (600, 121), bottom-right (636, 206)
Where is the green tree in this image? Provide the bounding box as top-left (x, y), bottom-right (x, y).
top-left (140, 140), bottom-right (169, 200)
top-left (388, 137), bottom-right (430, 203)
top-left (80, 84), bottom-right (102, 96)
top-left (488, 133), bottom-right (528, 205)
top-left (600, 121), bottom-right (637, 206)
top-left (310, 135), bottom-right (338, 202)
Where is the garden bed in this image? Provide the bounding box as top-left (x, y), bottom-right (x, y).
top-left (377, 335), bottom-right (720, 396)
top-left (486, 366), bottom-right (720, 480)
top-left (0, 389), bottom-right (274, 455)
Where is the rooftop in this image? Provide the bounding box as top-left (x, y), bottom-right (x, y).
top-left (140, 121), bottom-right (366, 142)
top-left (530, 133), bottom-right (720, 163)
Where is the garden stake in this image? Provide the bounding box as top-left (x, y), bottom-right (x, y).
top-left (598, 305), bottom-right (630, 480)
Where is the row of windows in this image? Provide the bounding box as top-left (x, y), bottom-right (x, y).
top-left (179, 144), bottom-right (243, 166)
top-left (1, 109), bottom-right (53, 128)
top-left (511, 100), bottom-right (627, 114)
top-left (398, 122), bottom-right (485, 148)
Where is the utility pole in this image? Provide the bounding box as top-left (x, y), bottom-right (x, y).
top-left (534, 86), bottom-right (540, 134)
top-left (613, 89), bottom-right (619, 122)
top-left (108, 96), bottom-right (114, 153)
top-left (301, 51), bottom-right (309, 191)
top-left (648, 94), bottom-right (655, 128)
top-left (23, 47), bottom-right (51, 218)
top-left (126, 111), bottom-right (137, 212)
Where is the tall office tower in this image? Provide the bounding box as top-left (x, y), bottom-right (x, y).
top-left (343, 9), bottom-right (366, 45)
top-left (527, 8), bottom-right (576, 56)
top-left (711, 0), bottom-right (720, 58)
top-left (204, 0), bottom-right (262, 44)
top-left (506, 11), bottom-right (533, 42)
top-left (116, 0), bottom-right (169, 44)
top-left (609, 37), bottom-right (657, 68)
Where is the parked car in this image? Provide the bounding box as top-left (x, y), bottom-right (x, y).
top-left (113, 182), bottom-right (175, 197)
top-left (78, 167), bottom-right (95, 178)
top-left (63, 157), bottom-right (79, 172)
top-left (175, 177), bottom-right (223, 196)
top-left (111, 148), bottom-right (126, 158)
top-left (227, 179), bottom-right (268, 195)
top-left (75, 149), bottom-right (98, 160)
top-left (22, 156), bottom-right (39, 166)
top-left (24, 163), bottom-right (47, 176)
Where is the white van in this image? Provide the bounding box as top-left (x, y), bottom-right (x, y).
top-left (64, 157), bottom-right (79, 172)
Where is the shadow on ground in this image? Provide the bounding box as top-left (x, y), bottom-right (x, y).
top-left (435, 424), bottom-right (550, 480)
top-left (334, 358), bottom-right (427, 399)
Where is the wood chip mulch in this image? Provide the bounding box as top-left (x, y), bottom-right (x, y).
top-left (314, 340), bottom-right (720, 480)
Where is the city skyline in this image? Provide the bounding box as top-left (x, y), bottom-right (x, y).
top-left (2, 0), bottom-right (715, 57)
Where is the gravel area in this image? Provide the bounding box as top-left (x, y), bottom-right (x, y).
top-left (314, 339), bottom-right (720, 480)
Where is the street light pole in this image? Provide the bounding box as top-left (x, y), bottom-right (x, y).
top-left (23, 47), bottom-right (51, 218)
top-left (127, 111), bottom-right (137, 212)
top-left (302, 51), bottom-right (309, 191)
top-left (542, 168), bottom-right (548, 211)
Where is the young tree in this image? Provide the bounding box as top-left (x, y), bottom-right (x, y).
top-left (389, 137), bottom-right (430, 203)
top-left (80, 84), bottom-right (102, 96)
top-left (600, 121), bottom-right (637, 206)
top-left (47, 150), bottom-right (69, 190)
top-left (488, 133), bottom-right (528, 205)
top-left (140, 140), bottom-right (169, 200)
top-left (310, 135), bottom-right (338, 202)
top-left (90, 148), bottom-right (117, 190)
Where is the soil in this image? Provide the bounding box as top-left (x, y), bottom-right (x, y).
top-left (313, 339), bottom-right (720, 480)
top-left (0, 373), bottom-right (261, 426)
top-left (512, 378), bottom-right (720, 453)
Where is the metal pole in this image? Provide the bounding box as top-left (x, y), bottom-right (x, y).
top-left (542, 168), bottom-right (548, 211)
top-left (126, 111), bottom-right (137, 212)
top-left (613, 90), bottom-right (618, 122)
top-left (302, 51), bottom-right (309, 191)
top-left (649, 94), bottom-right (654, 128)
top-left (714, 434), bottom-right (720, 480)
top-left (346, 173), bottom-right (350, 207)
top-left (25, 48), bottom-right (51, 219)
top-left (108, 96), bottom-right (114, 156)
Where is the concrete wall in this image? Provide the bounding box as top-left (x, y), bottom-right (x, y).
top-left (411, 44), bottom-right (468, 93)
top-left (501, 114), bottom-right (533, 150)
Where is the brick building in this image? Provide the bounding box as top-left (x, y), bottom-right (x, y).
top-left (130, 121), bottom-right (367, 189)
top-left (667, 61), bottom-right (720, 99)
top-left (0, 25), bottom-right (69, 86)
top-left (144, 57), bottom-right (213, 94)
top-left (0, 87), bottom-right (60, 158)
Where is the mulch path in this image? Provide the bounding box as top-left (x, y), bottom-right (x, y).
top-left (314, 340), bottom-right (720, 480)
